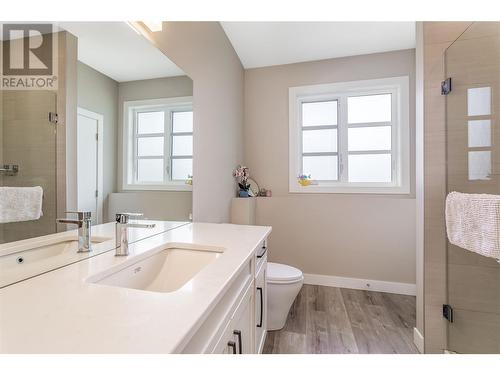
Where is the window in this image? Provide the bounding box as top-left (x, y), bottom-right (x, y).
top-left (289, 77), bottom-right (410, 194)
top-left (123, 97), bottom-right (193, 191)
top-left (467, 87), bottom-right (492, 181)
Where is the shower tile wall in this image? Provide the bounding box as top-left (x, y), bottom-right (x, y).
top-left (0, 91), bottom-right (57, 243)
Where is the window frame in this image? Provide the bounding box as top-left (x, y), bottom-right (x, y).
top-left (122, 96), bottom-right (193, 191)
top-left (289, 76), bottom-right (410, 194)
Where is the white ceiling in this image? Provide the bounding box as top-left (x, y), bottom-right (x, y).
top-left (221, 22), bottom-right (416, 69)
top-left (58, 22), bottom-right (185, 82)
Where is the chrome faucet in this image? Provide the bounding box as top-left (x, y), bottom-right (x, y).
top-left (115, 213), bottom-right (156, 256)
top-left (56, 211), bottom-right (92, 253)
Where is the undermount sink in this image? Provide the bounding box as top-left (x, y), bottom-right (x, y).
top-left (0, 236), bottom-right (111, 270)
top-left (89, 246), bottom-right (223, 293)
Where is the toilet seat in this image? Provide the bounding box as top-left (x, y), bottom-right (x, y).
top-left (267, 262), bottom-right (303, 284)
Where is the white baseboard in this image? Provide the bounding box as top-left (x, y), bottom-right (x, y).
top-left (413, 327), bottom-right (424, 353)
top-left (303, 273), bottom-right (416, 296)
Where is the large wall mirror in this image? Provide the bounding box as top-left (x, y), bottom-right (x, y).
top-left (0, 22), bottom-right (193, 287)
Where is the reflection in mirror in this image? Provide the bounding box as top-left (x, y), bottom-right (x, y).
top-left (0, 22), bottom-right (193, 287)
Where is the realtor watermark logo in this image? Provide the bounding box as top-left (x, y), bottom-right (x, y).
top-left (1, 23), bottom-right (58, 90)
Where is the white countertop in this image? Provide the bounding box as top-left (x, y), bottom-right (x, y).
top-left (0, 222), bottom-right (271, 353)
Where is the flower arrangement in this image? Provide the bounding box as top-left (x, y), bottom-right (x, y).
top-left (185, 174), bottom-right (193, 186)
top-left (233, 165), bottom-right (250, 197)
top-left (298, 174), bottom-right (312, 186)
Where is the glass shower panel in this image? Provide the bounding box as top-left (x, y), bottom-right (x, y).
top-left (0, 90), bottom-right (57, 244)
top-left (445, 22), bottom-right (500, 353)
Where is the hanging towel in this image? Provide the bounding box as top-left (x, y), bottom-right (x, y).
top-left (445, 191), bottom-right (500, 260)
top-left (0, 186), bottom-right (43, 223)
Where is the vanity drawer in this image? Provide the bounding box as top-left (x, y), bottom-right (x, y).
top-left (255, 239), bottom-right (268, 271)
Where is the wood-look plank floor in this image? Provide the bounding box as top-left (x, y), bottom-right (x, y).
top-left (263, 285), bottom-right (418, 354)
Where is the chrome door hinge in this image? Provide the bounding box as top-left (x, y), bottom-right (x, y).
top-left (95, 190), bottom-right (98, 198)
top-left (48, 112), bottom-right (59, 124)
top-left (441, 78), bottom-right (452, 95)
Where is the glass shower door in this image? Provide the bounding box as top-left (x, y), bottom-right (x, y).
top-left (445, 22), bottom-right (500, 353)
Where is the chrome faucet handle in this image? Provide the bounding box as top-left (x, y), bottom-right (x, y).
top-left (56, 211), bottom-right (92, 253)
top-left (65, 211), bottom-right (92, 221)
top-left (115, 212), bottom-right (144, 224)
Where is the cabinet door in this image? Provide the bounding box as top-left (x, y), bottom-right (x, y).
top-left (230, 284), bottom-right (254, 354)
top-left (212, 321), bottom-right (236, 354)
top-left (255, 258), bottom-right (267, 353)
top-left (211, 285), bottom-right (254, 354)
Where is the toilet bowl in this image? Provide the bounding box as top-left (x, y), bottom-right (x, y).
top-left (267, 262), bottom-right (304, 331)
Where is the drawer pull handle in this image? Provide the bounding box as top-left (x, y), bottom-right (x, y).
top-left (257, 246), bottom-right (267, 259)
top-left (233, 330), bottom-right (242, 354)
top-left (257, 287), bottom-right (263, 328)
top-left (228, 341), bottom-right (237, 354)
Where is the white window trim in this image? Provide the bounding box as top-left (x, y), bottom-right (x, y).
top-left (289, 76), bottom-right (410, 194)
top-left (122, 96), bottom-right (193, 191)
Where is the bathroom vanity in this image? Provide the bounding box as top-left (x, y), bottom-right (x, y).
top-left (0, 222), bottom-right (271, 354)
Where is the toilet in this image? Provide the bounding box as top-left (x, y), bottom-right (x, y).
top-left (267, 262), bottom-right (304, 331)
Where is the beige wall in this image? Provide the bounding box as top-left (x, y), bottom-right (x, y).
top-left (107, 192), bottom-right (191, 222)
top-left (245, 49), bottom-right (417, 285)
top-left (422, 21), bottom-right (472, 353)
top-left (143, 22), bottom-right (244, 223)
top-left (77, 62), bottom-right (119, 221)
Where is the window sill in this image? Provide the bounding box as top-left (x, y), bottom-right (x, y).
top-left (289, 183), bottom-right (410, 195)
top-left (122, 183), bottom-right (193, 192)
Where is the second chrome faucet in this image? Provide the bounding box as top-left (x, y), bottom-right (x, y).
top-left (115, 213), bottom-right (156, 256)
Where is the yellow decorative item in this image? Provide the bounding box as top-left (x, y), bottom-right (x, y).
top-left (298, 174), bottom-right (312, 186)
top-left (298, 179), bottom-right (311, 187)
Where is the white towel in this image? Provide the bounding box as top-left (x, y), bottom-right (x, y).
top-left (0, 186), bottom-right (43, 224)
top-left (445, 191), bottom-right (500, 260)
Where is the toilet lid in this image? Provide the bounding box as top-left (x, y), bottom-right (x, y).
top-left (267, 262), bottom-right (303, 283)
